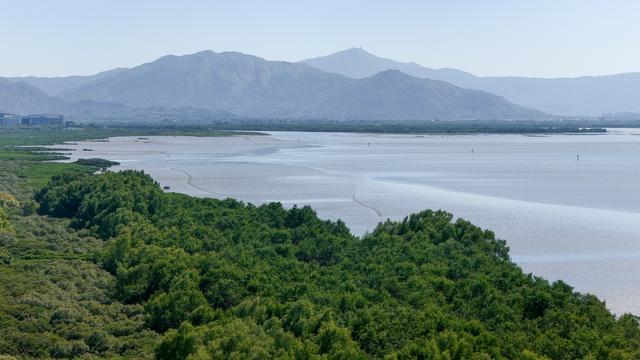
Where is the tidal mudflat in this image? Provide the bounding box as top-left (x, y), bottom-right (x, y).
top-left (50, 129), bottom-right (640, 314)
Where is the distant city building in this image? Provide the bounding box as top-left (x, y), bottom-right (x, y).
top-left (20, 114), bottom-right (64, 126)
top-left (0, 113), bottom-right (21, 127)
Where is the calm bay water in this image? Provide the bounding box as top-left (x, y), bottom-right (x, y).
top-left (51, 129), bottom-right (640, 314)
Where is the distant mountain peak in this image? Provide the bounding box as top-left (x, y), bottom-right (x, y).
top-left (0, 77), bottom-right (68, 114)
top-left (302, 48), bottom-right (477, 83)
top-left (7, 68), bottom-right (128, 96)
top-left (0, 49), bottom-right (545, 121)
top-left (194, 49), bottom-right (216, 55)
top-left (334, 47), bottom-right (374, 55)
top-left (368, 69), bottom-right (412, 78)
top-left (303, 48), bottom-right (640, 115)
top-left (52, 50), bottom-right (542, 121)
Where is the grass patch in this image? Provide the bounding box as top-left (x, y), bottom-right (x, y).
top-left (14, 162), bottom-right (95, 190)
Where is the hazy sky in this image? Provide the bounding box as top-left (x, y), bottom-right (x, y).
top-left (2, 0), bottom-right (639, 78)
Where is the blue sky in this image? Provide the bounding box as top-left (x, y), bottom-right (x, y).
top-left (1, 0), bottom-right (639, 77)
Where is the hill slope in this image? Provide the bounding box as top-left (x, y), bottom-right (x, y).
top-left (317, 70), bottom-right (542, 120)
top-left (60, 51), bottom-right (353, 118)
top-left (303, 48), bottom-right (640, 115)
top-left (303, 47), bottom-right (475, 84)
top-left (7, 68), bottom-right (128, 96)
top-left (59, 51), bottom-right (544, 120)
top-left (0, 78), bottom-right (67, 114)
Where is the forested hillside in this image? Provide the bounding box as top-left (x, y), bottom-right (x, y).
top-left (26, 170), bottom-right (640, 359)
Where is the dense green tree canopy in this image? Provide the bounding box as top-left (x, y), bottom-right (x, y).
top-left (31, 170), bottom-right (640, 359)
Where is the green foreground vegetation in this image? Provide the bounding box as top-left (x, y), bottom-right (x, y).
top-left (0, 126), bottom-right (639, 359)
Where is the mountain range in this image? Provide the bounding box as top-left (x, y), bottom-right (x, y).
top-left (0, 50), bottom-right (543, 121)
top-left (303, 48), bottom-right (640, 115)
top-left (7, 68), bottom-right (128, 97)
top-left (0, 77), bottom-right (67, 114)
top-left (4, 48), bottom-right (640, 121)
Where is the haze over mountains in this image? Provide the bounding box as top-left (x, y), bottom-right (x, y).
top-left (303, 48), bottom-right (640, 115)
top-left (0, 50), bottom-right (543, 121)
top-left (3, 48), bottom-right (640, 121)
top-left (0, 77), bottom-right (128, 116)
top-left (311, 70), bottom-right (539, 120)
top-left (7, 68), bottom-right (128, 97)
